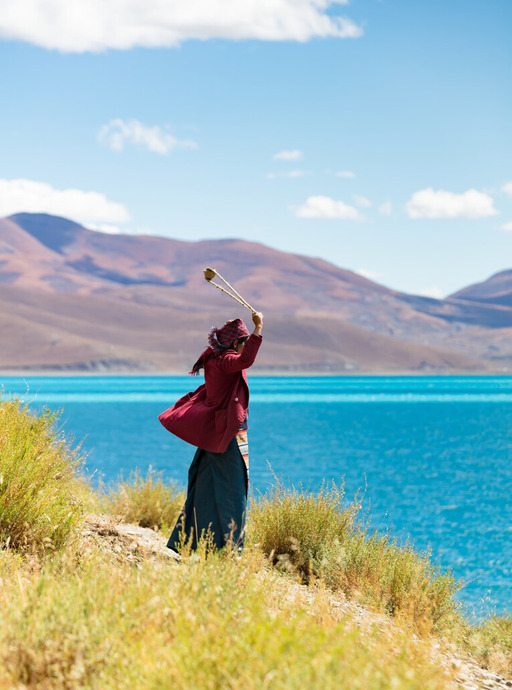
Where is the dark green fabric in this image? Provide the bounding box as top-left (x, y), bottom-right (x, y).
top-left (168, 437), bottom-right (247, 552)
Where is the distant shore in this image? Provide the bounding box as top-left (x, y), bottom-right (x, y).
top-left (0, 367), bottom-right (503, 377)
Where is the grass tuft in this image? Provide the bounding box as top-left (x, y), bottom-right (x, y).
top-left (101, 467), bottom-right (184, 532)
top-left (0, 396), bottom-right (86, 554)
top-left (249, 480), bottom-right (464, 635)
top-left (461, 614), bottom-right (512, 676)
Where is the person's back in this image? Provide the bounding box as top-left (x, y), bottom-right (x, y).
top-left (203, 332), bottom-right (261, 407)
top-left (204, 351), bottom-right (244, 410)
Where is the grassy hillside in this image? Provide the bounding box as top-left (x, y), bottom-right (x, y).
top-left (0, 397), bottom-right (511, 688)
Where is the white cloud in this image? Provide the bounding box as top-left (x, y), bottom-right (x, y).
top-left (406, 187), bottom-right (498, 219)
top-left (295, 195), bottom-right (362, 220)
top-left (356, 268), bottom-right (382, 282)
top-left (335, 171), bottom-right (355, 178)
top-left (353, 194), bottom-right (372, 208)
top-left (378, 201), bottom-right (392, 216)
top-left (0, 179), bottom-right (131, 226)
top-left (132, 226), bottom-right (159, 236)
top-left (502, 181), bottom-right (512, 197)
top-left (0, 1), bottom-right (363, 53)
top-left (267, 170), bottom-right (305, 179)
top-left (86, 223), bottom-right (123, 234)
top-left (419, 286), bottom-right (444, 300)
top-left (98, 119), bottom-right (197, 154)
top-left (502, 222), bottom-right (512, 231)
top-left (273, 149), bottom-right (303, 161)
top-left (87, 223), bottom-right (160, 235)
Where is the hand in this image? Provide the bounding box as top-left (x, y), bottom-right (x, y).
top-left (252, 311), bottom-right (263, 327)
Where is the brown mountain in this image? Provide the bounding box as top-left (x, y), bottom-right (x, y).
top-left (449, 270), bottom-right (512, 308)
top-left (0, 212), bottom-right (510, 372)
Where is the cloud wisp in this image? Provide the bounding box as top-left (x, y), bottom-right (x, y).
top-left (295, 195), bottom-right (362, 220)
top-left (406, 187), bottom-right (498, 219)
top-left (356, 268), bottom-right (383, 282)
top-left (0, 1), bottom-right (363, 53)
top-left (98, 119), bottom-right (197, 154)
top-left (378, 201), bottom-right (393, 216)
top-left (502, 181), bottom-right (512, 197)
top-left (273, 149), bottom-right (303, 161)
top-left (267, 170), bottom-right (305, 179)
top-left (0, 179), bottom-right (131, 229)
top-left (353, 194), bottom-right (372, 208)
top-left (335, 171), bottom-right (355, 178)
top-left (419, 286), bottom-right (444, 300)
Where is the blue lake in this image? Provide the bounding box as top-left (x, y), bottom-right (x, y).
top-left (2, 374), bottom-right (511, 620)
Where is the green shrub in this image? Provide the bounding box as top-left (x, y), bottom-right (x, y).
top-left (102, 467), bottom-right (184, 532)
top-left (249, 480), bottom-right (464, 634)
top-left (0, 397), bottom-right (85, 553)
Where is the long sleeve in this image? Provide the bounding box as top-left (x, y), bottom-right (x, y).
top-left (215, 333), bottom-right (262, 374)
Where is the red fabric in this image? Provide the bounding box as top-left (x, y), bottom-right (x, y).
top-left (158, 333), bottom-right (262, 453)
top-left (190, 318), bottom-right (251, 375)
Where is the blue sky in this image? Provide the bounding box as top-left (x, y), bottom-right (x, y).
top-left (0, 0), bottom-right (511, 297)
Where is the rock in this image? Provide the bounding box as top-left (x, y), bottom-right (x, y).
top-left (81, 514), bottom-right (179, 563)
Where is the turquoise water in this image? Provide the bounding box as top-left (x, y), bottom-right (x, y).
top-left (2, 374), bottom-right (512, 619)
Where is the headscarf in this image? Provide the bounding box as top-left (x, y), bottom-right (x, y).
top-left (189, 318), bottom-right (250, 375)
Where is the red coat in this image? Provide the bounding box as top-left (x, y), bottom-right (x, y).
top-left (158, 333), bottom-right (262, 453)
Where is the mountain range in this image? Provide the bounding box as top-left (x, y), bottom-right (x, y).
top-left (1, 212), bottom-right (512, 373)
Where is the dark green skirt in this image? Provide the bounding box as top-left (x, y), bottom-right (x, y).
top-left (167, 437), bottom-right (248, 552)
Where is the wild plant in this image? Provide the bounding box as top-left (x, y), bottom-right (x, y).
top-left (0, 396), bottom-right (85, 553)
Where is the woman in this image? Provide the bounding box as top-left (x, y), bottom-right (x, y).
top-left (158, 311), bottom-right (263, 552)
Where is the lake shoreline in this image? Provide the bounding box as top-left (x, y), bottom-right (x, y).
top-left (0, 368), bottom-right (501, 377)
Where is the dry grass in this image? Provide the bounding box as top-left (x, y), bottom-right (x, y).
top-left (0, 397), bottom-right (86, 554)
top-left (101, 467), bottom-right (184, 532)
top-left (248, 480), bottom-right (464, 636)
top-left (458, 614), bottom-right (512, 677)
top-left (0, 543), bottom-right (458, 690)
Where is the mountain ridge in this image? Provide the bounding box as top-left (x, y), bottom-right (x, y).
top-left (2, 212), bottom-right (512, 372)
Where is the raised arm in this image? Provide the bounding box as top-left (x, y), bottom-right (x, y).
top-left (251, 311), bottom-right (263, 337)
top-left (216, 312), bottom-right (263, 374)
